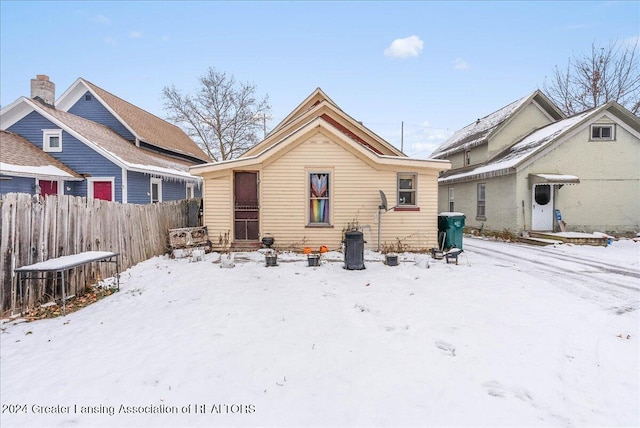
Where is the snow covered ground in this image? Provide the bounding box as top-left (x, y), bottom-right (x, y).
top-left (1, 236), bottom-right (638, 427)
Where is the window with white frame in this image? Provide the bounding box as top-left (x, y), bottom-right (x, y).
top-left (309, 172), bottom-right (330, 225)
top-left (397, 173), bottom-right (417, 206)
top-left (43, 129), bottom-right (62, 152)
top-left (591, 124), bottom-right (615, 140)
top-left (477, 183), bottom-right (486, 218)
top-left (150, 178), bottom-right (162, 203)
top-left (448, 187), bottom-right (455, 212)
top-left (465, 150), bottom-right (471, 166)
top-left (186, 183), bottom-right (195, 199)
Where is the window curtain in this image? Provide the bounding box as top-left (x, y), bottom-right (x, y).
top-left (310, 173), bottom-right (329, 223)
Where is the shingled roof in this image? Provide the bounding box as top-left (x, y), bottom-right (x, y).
top-left (19, 98), bottom-right (198, 180)
top-left (58, 78), bottom-right (211, 163)
top-left (0, 130), bottom-right (82, 180)
top-left (431, 90), bottom-right (564, 159)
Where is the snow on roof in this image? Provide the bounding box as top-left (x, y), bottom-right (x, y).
top-left (440, 108), bottom-right (596, 183)
top-left (431, 93), bottom-right (532, 158)
top-left (0, 129), bottom-right (82, 179)
top-left (1, 162), bottom-right (77, 179)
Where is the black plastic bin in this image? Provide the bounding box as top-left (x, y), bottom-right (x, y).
top-left (343, 230), bottom-right (365, 270)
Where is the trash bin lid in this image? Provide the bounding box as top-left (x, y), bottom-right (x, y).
top-left (438, 212), bottom-right (466, 218)
top-left (344, 230), bottom-right (364, 239)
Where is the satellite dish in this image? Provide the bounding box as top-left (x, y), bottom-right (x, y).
top-left (379, 190), bottom-right (388, 211)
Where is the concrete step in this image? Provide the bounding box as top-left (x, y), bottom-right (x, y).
top-left (518, 236), bottom-right (564, 246)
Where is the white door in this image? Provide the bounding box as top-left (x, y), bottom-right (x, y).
top-left (531, 184), bottom-right (554, 231)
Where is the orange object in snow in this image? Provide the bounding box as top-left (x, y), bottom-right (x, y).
top-left (303, 247), bottom-right (312, 254)
top-left (319, 245), bottom-right (328, 253)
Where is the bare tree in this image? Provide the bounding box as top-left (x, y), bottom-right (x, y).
top-left (543, 39), bottom-right (640, 116)
top-left (163, 68), bottom-right (271, 161)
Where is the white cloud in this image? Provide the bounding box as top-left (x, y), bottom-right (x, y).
top-left (130, 31), bottom-right (143, 39)
top-left (406, 121), bottom-right (453, 158)
top-left (104, 36), bottom-right (117, 46)
top-left (384, 35), bottom-right (423, 59)
top-left (453, 58), bottom-right (469, 70)
top-left (92, 14), bottom-right (111, 25)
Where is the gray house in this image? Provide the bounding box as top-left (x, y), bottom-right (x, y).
top-left (431, 91), bottom-right (640, 235)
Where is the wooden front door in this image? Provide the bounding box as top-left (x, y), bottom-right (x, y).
top-left (234, 172), bottom-right (259, 241)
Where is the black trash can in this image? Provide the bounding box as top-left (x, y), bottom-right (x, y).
top-left (343, 230), bottom-right (365, 270)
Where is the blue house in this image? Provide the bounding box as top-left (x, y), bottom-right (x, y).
top-left (0, 130), bottom-right (83, 196)
top-left (0, 75), bottom-right (210, 203)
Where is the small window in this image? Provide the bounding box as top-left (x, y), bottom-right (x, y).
top-left (85, 94), bottom-right (92, 101)
top-left (309, 172), bottom-right (330, 224)
top-left (186, 183), bottom-right (195, 199)
top-left (448, 187), bottom-right (455, 212)
top-left (150, 178), bottom-right (162, 203)
top-left (465, 150), bottom-right (471, 166)
top-left (43, 129), bottom-right (62, 152)
top-left (591, 124), bottom-right (614, 140)
top-left (398, 173), bottom-right (417, 206)
top-left (477, 183), bottom-right (486, 218)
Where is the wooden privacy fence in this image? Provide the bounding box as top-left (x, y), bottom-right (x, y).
top-left (0, 193), bottom-right (200, 316)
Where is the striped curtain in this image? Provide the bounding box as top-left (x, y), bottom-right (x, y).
top-left (310, 173), bottom-right (329, 223)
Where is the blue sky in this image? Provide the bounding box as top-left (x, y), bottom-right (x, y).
top-left (1, 1), bottom-right (638, 158)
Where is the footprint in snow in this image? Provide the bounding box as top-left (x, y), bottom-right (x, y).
top-left (482, 381), bottom-right (535, 404)
top-left (435, 340), bottom-right (456, 356)
top-left (483, 380), bottom-right (507, 397)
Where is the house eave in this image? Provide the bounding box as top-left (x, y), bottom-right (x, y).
top-left (439, 167), bottom-right (516, 185)
top-left (191, 118), bottom-right (451, 176)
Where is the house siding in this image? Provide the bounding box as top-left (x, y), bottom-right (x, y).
top-left (203, 174), bottom-right (233, 246)
top-left (8, 111), bottom-right (123, 202)
top-left (488, 102), bottom-right (555, 159)
top-left (518, 117), bottom-right (639, 234)
top-left (256, 131), bottom-right (438, 251)
top-left (128, 171), bottom-right (199, 204)
top-left (68, 92), bottom-right (136, 142)
top-left (0, 176), bottom-right (34, 195)
top-left (438, 175), bottom-right (518, 233)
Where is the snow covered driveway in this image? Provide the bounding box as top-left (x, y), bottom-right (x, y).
top-left (1, 237), bottom-right (638, 427)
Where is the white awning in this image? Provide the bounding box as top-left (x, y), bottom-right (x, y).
top-left (529, 174), bottom-right (580, 186)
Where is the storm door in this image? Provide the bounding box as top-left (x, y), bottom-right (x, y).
top-left (531, 184), bottom-right (554, 231)
top-left (234, 172), bottom-right (259, 241)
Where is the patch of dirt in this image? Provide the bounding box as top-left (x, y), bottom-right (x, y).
top-left (23, 287), bottom-right (118, 320)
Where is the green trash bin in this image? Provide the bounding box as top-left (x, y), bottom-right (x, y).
top-left (438, 212), bottom-right (466, 250)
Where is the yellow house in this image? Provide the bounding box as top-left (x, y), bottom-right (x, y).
top-left (191, 89), bottom-right (451, 252)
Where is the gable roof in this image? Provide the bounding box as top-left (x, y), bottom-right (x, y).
top-left (243, 88), bottom-right (405, 158)
top-left (56, 78), bottom-right (211, 163)
top-left (1, 97), bottom-right (199, 181)
top-left (0, 130), bottom-right (82, 180)
top-left (270, 88), bottom-right (342, 134)
top-left (439, 102), bottom-right (640, 184)
top-left (192, 113), bottom-right (449, 176)
top-left (431, 90), bottom-right (564, 159)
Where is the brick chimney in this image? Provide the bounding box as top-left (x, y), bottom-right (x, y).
top-left (30, 74), bottom-right (55, 106)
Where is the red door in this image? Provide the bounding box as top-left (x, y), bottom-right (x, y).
top-left (39, 180), bottom-right (58, 196)
top-left (93, 181), bottom-right (113, 201)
